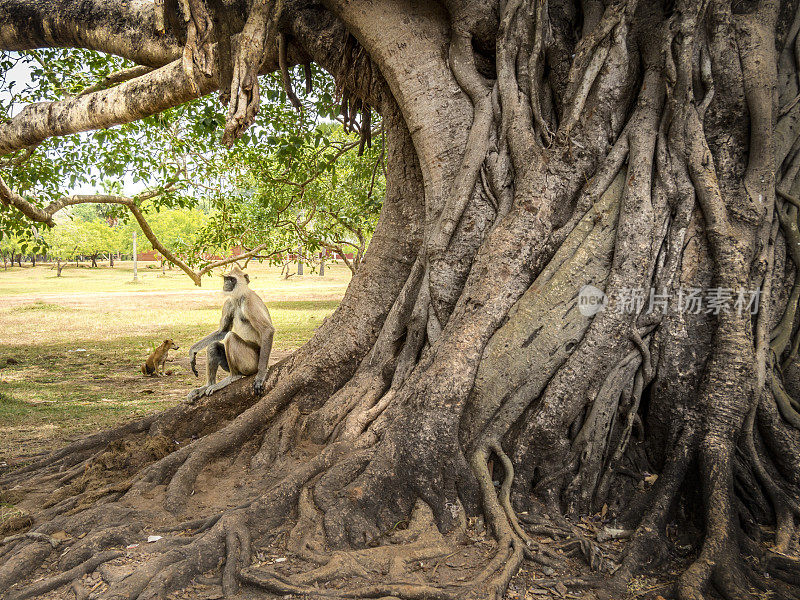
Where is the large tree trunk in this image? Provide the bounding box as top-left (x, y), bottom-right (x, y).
top-left (2, 1), bottom-right (800, 600)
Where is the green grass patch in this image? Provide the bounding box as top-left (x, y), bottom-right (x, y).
top-left (10, 301), bottom-right (71, 313)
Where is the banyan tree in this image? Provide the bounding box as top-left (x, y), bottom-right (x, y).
top-left (1, 1), bottom-right (799, 599)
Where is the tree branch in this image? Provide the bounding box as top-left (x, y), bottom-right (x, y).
top-left (0, 174), bottom-right (54, 224)
top-left (76, 65), bottom-right (155, 97)
top-left (0, 0), bottom-right (183, 66)
top-left (124, 200), bottom-right (201, 285)
top-left (278, 33), bottom-right (303, 110)
top-left (197, 243), bottom-right (274, 278)
top-left (0, 59), bottom-right (218, 156)
top-left (0, 178), bottom-right (209, 284)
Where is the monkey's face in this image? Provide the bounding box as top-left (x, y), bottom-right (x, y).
top-left (223, 267), bottom-right (250, 295)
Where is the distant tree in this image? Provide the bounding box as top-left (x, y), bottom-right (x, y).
top-left (0, 231), bottom-right (45, 268)
top-left (76, 219), bottom-right (119, 267)
top-left (42, 221), bottom-right (80, 276)
top-left (0, 233), bottom-right (20, 269)
top-left (122, 206), bottom-right (208, 272)
top-left (69, 203), bottom-right (105, 223)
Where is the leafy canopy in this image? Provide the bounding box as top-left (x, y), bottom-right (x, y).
top-left (0, 48), bottom-right (385, 277)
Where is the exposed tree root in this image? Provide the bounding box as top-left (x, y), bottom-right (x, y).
top-left (0, 541), bottom-right (51, 592)
top-left (7, 550), bottom-right (122, 600)
top-left (161, 374), bottom-right (309, 513)
top-left (239, 498), bottom-right (525, 600)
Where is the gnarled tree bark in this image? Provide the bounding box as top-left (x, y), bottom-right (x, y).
top-left (1, 0), bottom-right (800, 599)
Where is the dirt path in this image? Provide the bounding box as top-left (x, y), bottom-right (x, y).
top-left (4, 288), bottom-right (218, 301)
top-left (3, 288), bottom-right (345, 310)
top-left (3, 289), bottom-right (229, 309)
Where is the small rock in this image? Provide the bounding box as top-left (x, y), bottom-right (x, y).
top-left (147, 535), bottom-right (163, 543)
top-left (51, 530), bottom-right (70, 541)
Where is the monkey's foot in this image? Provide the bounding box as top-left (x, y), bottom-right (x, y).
top-left (204, 375), bottom-right (244, 397)
top-left (185, 386), bottom-right (208, 404)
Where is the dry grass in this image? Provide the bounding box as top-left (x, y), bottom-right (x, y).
top-left (0, 261), bottom-right (351, 462)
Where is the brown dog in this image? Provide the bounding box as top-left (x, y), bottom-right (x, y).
top-left (142, 339), bottom-right (179, 376)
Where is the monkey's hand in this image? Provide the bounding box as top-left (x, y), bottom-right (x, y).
top-left (253, 372), bottom-right (268, 396)
top-left (189, 351), bottom-right (198, 377)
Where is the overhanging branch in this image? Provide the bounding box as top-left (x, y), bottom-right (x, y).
top-left (0, 175), bottom-right (54, 224)
top-left (0, 0), bottom-right (183, 66)
top-left (0, 59), bottom-right (218, 156)
top-left (0, 180), bottom-right (218, 285)
top-left (76, 65), bottom-right (155, 97)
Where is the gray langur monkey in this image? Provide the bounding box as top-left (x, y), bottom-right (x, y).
top-left (186, 266), bottom-right (274, 403)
